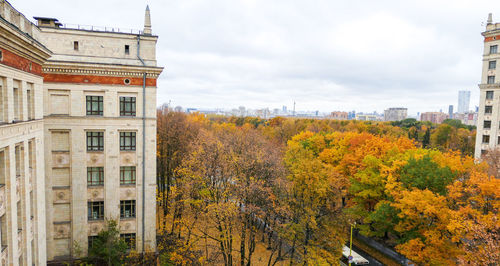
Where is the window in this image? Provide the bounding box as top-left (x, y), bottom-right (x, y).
top-left (485, 105), bottom-right (493, 114)
top-left (120, 200), bottom-right (136, 218)
top-left (490, 45), bottom-right (498, 54)
top-left (486, 91), bottom-right (494, 100)
top-left (0, 50), bottom-right (3, 61)
top-left (498, 136), bottom-right (500, 145)
top-left (482, 135), bottom-right (490, 144)
top-left (87, 132), bottom-right (104, 151)
top-left (88, 236), bottom-right (98, 250)
top-left (120, 233), bottom-right (136, 249)
top-left (125, 45), bottom-right (130, 55)
top-left (488, 76), bottom-right (495, 84)
top-left (120, 166), bottom-right (136, 185)
top-left (481, 149), bottom-right (488, 156)
top-left (489, 61), bottom-right (497, 70)
top-left (120, 132), bottom-right (136, 151)
top-left (13, 87), bottom-right (20, 121)
top-left (87, 167), bottom-right (104, 186)
top-left (86, 96), bottom-right (103, 115)
top-left (119, 97), bottom-right (136, 116)
top-left (74, 41), bottom-right (79, 51)
top-left (88, 201), bottom-right (104, 220)
top-left (484, 120), bottom-right (492, 129)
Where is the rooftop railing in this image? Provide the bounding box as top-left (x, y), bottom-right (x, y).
top-left (57, 23), bottom-right (143, 35)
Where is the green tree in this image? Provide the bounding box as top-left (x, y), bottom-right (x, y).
top-left (422, 127), bottom-right (431, 148)
top-left (87, 220), bottom-right (128, 266)
top-left (400, 156), bottom-right (456, 195)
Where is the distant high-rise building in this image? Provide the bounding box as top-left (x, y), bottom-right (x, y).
top-left (458, 90), bottom-right (471, 113)
top-left (448, 105), bottom-right (454, 119)
top-left (348, 111), bottom-right (356, 120)
top-left (384, 107), bottom-right (408, 121)
top-left (475, 14), bottom-right (500, 158)
top-left (420, 112), bottom-right (448, 124)
top-left (330, 111), bottom-right (348, 120)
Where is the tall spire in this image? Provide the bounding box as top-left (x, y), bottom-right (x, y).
top-left (144, 5), bottom-right (152, 35)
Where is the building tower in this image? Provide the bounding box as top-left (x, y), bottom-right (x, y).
top-left (35, 6), bottom-right (163, 261)
top-left (458, 90), bottom-right (471, 113)
top-left (0, 1), bottom-right (52, 264)
top-left (448, 105), bottom-right (454, 119)
top-left (475, 13), bottom-right (500, 158)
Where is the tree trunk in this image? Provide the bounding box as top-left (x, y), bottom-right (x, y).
top-left (240, 215), bottom-right (247, 266)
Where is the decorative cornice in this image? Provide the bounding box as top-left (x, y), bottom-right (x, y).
top-left (42, 61), bottom-right (163, 79)
top-left (0, 22), bottom-right (52, 65)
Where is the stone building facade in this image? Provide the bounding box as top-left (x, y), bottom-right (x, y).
top-left (0, 0), bottom-right (52, 264)
top-left (330, 111), bottom-right (348, 120)
top-left (420, 112), bottom-right (448, 124)
top-left (475, 14), bottom-right (500, 158)
top-left (384, 107), bottom-right (408, 121)
top-left (0, 1), bottom-right (162, 264)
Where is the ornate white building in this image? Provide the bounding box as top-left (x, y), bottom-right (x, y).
top-left (475, 14), bottom-right (500, 158)
top-left (0, 1), bottom-right (162, 264)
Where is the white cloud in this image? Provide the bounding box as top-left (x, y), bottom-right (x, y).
top-left (11, 0), bottom-right (500, 114)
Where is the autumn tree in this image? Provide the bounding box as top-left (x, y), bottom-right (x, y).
top-left (284, 132), bottom-right (349, 264)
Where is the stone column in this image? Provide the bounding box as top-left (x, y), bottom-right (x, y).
top-left (5, 78), bottom-right (13, 123)
top-left (7, 144), bottom-right (18, 263)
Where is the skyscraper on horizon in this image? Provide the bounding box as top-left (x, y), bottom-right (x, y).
top-left (448, 105), bottom-right (454, 119)
top-left (458, 90), bottom-right (471, 113)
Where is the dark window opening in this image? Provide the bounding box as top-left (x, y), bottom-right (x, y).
top-left (486, 91), bottom-right (494, 100)
top-left (482, 135), bottom-right (490, 144)
top-left (490, 45), bottom-right (498, 54)
top-left (488, 76), bottom-right (495, 84)
top-left (125, 45), bottom-right (130, 55)
top-left (120, 97), bottom-right (136, 116)
top-left (489, 61), bottom-right (497, 70)
top-left (74, 41), bottom-right (79, 51)
top-left (120, 200), bottom-right (136, 218)
top-left (120, 233), bottom-right (136, 249)
top-left (87, 167), bottom-right (104, 186)
top-left (88, 201), bottom-right (104, 220)
top-left (120, 166), bottom-right (136, 185)
top-left (87, 132), bottom-right (104, 151)
top-left (485, 105), bottom-right (493, 114)
top-left (120, 132), bottom-right (136, 151)
top-left (484, 120), bottom-right (492, 129)
top-left (86, 96), bottom-right (103, 116)
top-left (88, 236), bottom-right (98, 250)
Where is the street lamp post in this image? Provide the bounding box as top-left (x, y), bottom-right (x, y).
top-left (348, 223), bottom-right (355, 266)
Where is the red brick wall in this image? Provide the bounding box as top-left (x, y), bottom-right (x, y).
top-left (485, 35), bottom-right (500, 42)
top-left (0, 48), bottom-right (43, 76)
top-left (42, 73), bottom-right (157, 86)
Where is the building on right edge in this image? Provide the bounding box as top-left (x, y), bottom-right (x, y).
top-left (475, 13), bottom-right (500, 158)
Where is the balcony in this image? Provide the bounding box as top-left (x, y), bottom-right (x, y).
top-left (1, 245), bottom-right (7, 265)
top-left (30, 216), bottom-right (34, 241)
top-left (0, 185), bottom-right (5, 217)
top-left (17, 229), bottom-right (22, 252)
top-left (28, 167), bottom-right (33, 192)
top-left (16, 178), bottom-right (20, 202)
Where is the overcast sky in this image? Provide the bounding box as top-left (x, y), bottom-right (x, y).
top-left (12, 0), bottom-right (500, 115)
